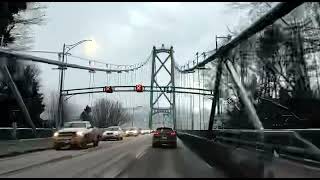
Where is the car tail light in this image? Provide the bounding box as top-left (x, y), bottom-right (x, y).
top-left (154, 131), bottom-right (161, 136)
top-left (170, 131), bottom-right (176, 136)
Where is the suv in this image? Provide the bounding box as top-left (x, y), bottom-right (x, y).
top-left (53, 121), bottom-right (101, 150)
top-left (102, 126), bottom-right (124, 141)
top-left (152, 127), bottom-right (177, 148)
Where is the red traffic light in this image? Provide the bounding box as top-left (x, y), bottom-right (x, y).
top-left (135, 84), bottom-right (144, 92)
top-left (104, 86), bottom-right (113, 93)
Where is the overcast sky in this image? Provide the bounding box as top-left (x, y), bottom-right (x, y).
top-left (26, 2), bottom-right (249, 116)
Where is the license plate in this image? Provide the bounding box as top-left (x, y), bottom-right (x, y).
top-left (58, 138), bottom-right (70, 143)
top-left (162, 137), bottom-right (167, 140)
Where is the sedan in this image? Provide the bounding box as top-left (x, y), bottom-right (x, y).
top-left (152, 127), bottom-right (177, 148)
top-left (102, 126), bottom-right (124, 141)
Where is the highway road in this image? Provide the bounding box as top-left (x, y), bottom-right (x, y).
top-left (0, 135), bottom-right (228, 178)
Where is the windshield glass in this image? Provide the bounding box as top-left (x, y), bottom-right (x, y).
top-left (1, 2), bottom-right (319, 178)
top-left (63, 122), bottom-right (87, 128)
top-left (106, 127), bottom-right (119, 131)
top-left (157, 127), bottom-right (173, 132)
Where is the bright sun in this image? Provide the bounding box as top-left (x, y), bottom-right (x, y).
top-left (84, 38), bottom-right (98, 57)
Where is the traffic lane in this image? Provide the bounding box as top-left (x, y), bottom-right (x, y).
top-left (0, 136), bottom-right (135, 176)
top-left (0, 135), bottom-right (150, 178)
top-left (1, 135), bottom-right (228, 178)
top-left (116, 138), bottom-right (228, 178)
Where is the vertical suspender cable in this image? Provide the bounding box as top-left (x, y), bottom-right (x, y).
top-left (197, 53), bottom-right (201, 130)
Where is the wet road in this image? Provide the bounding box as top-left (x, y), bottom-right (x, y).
top-left (0, 135), bottom-right (227, 178)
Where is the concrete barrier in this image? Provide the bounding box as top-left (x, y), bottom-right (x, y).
top-left (0, 138), bottom-right (53, 157)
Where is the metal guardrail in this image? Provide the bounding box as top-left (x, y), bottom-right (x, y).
top-left (0, 128), bottom-right (56, 130)
top-left (0, 128), bottom-right (55, 140)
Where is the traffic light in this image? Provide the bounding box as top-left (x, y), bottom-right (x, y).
top-left (104, 86), bottom-right (113, 93)
top-left (135, 84), bottom-right (144, 92)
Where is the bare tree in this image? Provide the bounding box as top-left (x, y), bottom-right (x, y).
top-left (92, 98), bottom-right (130, 128)
top-left (43, 90), bottom-right (77, 128)
top-left (4, 2), bottom-right (47, 50)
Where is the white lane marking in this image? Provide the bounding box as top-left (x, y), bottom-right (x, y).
top-left (135, 148), bottom-right (147, 159)
top-left (205, 162), bottom-right (213, 169)
top-left (80, 152), bottom-right (129, 178)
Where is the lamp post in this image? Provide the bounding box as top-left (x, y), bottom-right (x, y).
top-left (132, 105), bottom-right (143, 127)
top-left (57, 39), bottom-right (92, 128)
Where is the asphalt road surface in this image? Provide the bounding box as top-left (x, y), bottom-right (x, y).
top-left (0, 135), bottom-right (228, 178)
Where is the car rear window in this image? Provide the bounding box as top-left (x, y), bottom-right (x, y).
top-left (156, 127), bottom-right (173, 132)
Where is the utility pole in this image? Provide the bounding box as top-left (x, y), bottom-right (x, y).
top-left (57, 44), bottom-right (66, 129)
top-left (57, 39), bottom-right (92, 129)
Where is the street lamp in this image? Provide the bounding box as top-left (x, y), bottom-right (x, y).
top-left (132, 105), bottom-right (143, 127)
top-left (57, 39), bottom-right (92, 128)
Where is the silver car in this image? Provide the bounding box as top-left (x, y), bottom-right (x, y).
top-left (102, 126), bottom-right (124, 141)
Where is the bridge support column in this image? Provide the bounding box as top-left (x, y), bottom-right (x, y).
top-left (208, 57), bottom-right (223, 130)
top-left (0, 57), bottom-right (36, 135)
top-left (224, 59), bottom-right (263, 130)
top-left (149, 45), bottom-right (176, 130)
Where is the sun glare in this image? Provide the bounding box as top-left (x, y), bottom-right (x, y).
top-left (84, 38), bottom-right (98, 57)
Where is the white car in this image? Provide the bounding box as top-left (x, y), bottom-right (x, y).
top-left (125, 127), bottom-right (139, 137)
top-left (102, 126), bottom-right (124, 141)
top-left (141, 129), bottom-right (151, 135)
top-left (53, 121), bottom-right (101, 149)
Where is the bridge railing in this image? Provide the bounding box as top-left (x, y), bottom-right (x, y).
top-left (0, 128), bottom-right (55, 140)
top-left (177, 129), bottom-right (320, 177)
top-left (178, 129), bottom-right (320, 166)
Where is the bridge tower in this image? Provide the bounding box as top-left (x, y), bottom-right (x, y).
top-left (149, 45), bottom-right (176, 130)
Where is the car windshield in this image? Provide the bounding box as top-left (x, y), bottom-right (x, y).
top-left (64, 122), bottom-right (87, 128)
top-left (1, 2), bottom-right (320, 178)
top-left (106, 127), bottom-right (119, 131)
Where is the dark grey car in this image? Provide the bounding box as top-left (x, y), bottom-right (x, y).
top-left (152, 127), bottom-right (177, 148)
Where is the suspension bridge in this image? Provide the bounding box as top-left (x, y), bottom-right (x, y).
top-left (1, 1), bottom-right (320, 178)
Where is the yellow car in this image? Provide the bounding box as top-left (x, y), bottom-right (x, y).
top-left (53, 121), bottom-right (101, 149)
